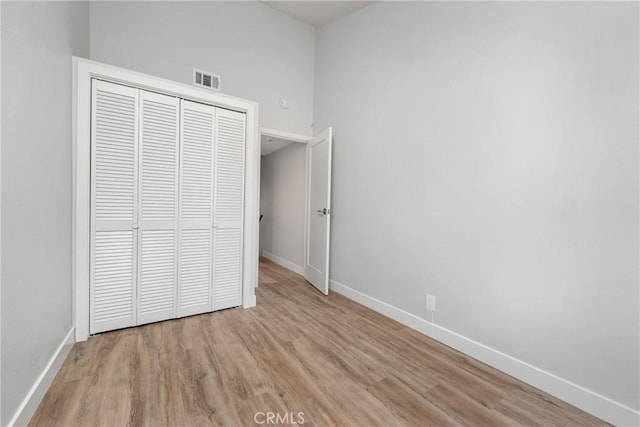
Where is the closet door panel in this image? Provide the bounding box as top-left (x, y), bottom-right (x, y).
top-left (139, 230), bottom-right (175, 322)
top-left (179, 229), bottom-right (212, 312)
top-left (93, 230), bottom-right (135, 332)
top-left (212, 228), bottom-right (242, 308)
top-left (179, 100), bottom-right (215, 317)
top-left (213, 109), bottom-right (246, 310)
top-left (90, 80), bottom-right (139, 334)
top-left (138, 90), bottom-right (180, 325)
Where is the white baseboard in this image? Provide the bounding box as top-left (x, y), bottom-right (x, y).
top-left (329, 280), bottom-right (639, 427)
top-left (8, 328), bottom-right (75, 427)
top-left (261, 250), bottom-right (305, 276)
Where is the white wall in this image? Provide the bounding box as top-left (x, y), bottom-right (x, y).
top-left (260, 144), bottom-right (307, 270)
top-left (314, 1), bottom-right (639, 414)
top-left (1, 1), bottom-right (89, 424)
top-left (89, 1), bottom-right (315, 136)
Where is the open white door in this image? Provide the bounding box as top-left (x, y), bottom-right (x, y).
top-left (305, 127), bottom-right (332, 294)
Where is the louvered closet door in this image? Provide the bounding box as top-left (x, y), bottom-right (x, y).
top-left (213, 108), bottom-right (246, 310)
top-left (137, 90), bottom-right (180, 325)
top-left (90, 80), bottom-right (139, 334)
top-left (178, 100), bottom-right (215, 317)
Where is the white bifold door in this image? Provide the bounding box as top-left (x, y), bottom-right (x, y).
top-left (212, 108), bottom-right (245, 310)
top-left (90, 81), bottom-right (139, 334)
top-left (90, 80), bottom-right (245, 335)
top-left (179, 100), bottom-right (215, 317)
top-left (138, 90), bottom-right (180, 325)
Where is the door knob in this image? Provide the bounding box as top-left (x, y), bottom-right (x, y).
top-left (317, 208), bottom-right (327, 215)
top-left (132, 223), bottom-right (139, 230)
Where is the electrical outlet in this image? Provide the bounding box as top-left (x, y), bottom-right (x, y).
top-left (426, 294), bottom-right (436, 312)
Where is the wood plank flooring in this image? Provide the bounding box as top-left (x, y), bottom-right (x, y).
top-left (30, 258), bottom-right (607, 426)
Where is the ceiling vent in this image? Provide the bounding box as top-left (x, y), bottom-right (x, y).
top-left (193, 69), bottom-right (221, 91)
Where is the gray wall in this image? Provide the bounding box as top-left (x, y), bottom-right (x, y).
top-left (89, 1), bottom-right (315, 136)
top-left (1, 1), bottom-right (89, 424)
top-left (260, 144), bottom-right (307, 268)
top-left (314, 2), bottom-right (639, 410)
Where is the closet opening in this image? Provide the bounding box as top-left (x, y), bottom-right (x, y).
top-left (73, 58), bottom-right (260, 342)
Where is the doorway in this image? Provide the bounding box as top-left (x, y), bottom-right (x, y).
top-left (258, 128), bottom-right (332, 294)
top-left (260, 132), bottom-right (307, 275)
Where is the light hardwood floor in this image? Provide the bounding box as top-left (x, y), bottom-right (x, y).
top-left (30, 258), bottom-right (607, 426)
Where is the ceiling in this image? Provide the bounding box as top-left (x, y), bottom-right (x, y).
top-left (261, 134), bottom-right (296, 156)
top-left (264, 1), bottom-right (374, 27)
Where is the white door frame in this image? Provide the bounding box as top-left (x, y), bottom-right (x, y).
top-left (73, 57), bottom-right (259, 342)
top-left (258, 127), bottom-right (312, 283)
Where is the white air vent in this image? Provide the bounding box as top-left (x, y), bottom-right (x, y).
top-left (193, 69), bottom-right (221, 91)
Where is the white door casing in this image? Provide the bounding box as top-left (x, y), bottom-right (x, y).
top-left (304, 127), bottom-right (333, 295)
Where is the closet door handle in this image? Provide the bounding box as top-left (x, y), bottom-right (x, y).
top-left (132, 223), bottom-right (139, 230)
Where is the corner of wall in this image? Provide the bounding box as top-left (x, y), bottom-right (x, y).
top-left (7, 329), bottom-right (75, 427)
top-left (329, 279), bottom-right (640, 426)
